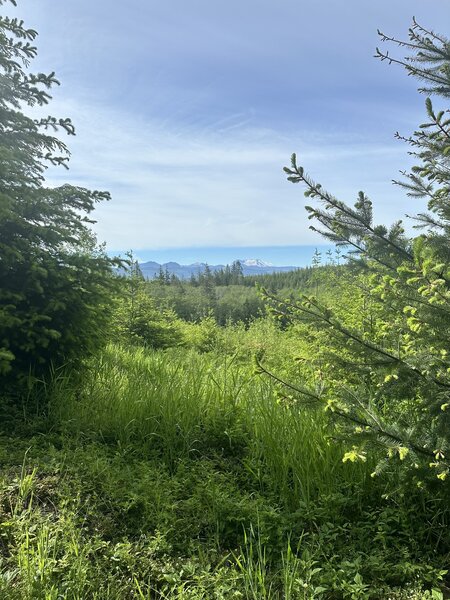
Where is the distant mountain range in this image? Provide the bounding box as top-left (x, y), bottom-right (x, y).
top-left (139, 258), bottom-right (299, 280)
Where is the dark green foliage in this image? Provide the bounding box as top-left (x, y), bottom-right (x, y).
top-left (145, 265), bottom-right (320, 326)
top-left (237, 265), bottom-right (315, 291)
top-left (0, 3), bottom-right (120, 385)
top-left (199, 262), bottom-right (216, 301)
top-left (147, 278), bottom-right (265, 325)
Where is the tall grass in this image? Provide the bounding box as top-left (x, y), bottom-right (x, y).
top-left (2, 343), bottom-right (447, 598)
top-left (51, 343), bottom-right (370, 507)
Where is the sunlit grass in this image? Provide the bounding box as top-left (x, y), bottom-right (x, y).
top-left (1, 342), bottom-right (447, 599)
top-left (50, 343), bottom-right (369, 507)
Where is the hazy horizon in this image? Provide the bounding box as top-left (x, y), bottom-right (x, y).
top-left (113, 244), bottom-right (336, 267)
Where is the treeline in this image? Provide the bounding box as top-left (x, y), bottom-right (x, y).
top-left (148, 269), bottom-right (266, 325)
top-left (152, 248), bottom-right (346, 291)
top-left (145, 252), bottom-right (351, 324)
top-left (145, 261), bottom-right (342, 324)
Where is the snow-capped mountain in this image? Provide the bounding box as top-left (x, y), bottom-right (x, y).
top-left (240, 258), bottom-right (273, 268)
top-left (138, 259), bottom-right (297, 280)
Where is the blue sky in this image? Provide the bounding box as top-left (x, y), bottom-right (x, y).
top-left (11, 0), bottom-right (450, 265)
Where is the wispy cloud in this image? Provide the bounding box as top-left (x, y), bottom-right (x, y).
top-left (39, 96), bottom-right (416, 251)
top-left (13, 0), bottom-right (450, 254)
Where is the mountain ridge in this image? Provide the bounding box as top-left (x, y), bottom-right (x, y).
top-left (139, 258), bottom-right (299, 280)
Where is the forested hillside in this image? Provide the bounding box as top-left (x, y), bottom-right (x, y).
top-left (138, 261), bottom-right (321, 325)
top-left (1, 3), bottom-right (450, 598)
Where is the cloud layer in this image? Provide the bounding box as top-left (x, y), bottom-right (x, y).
top-left (12, 0), bottom-right (450, 253)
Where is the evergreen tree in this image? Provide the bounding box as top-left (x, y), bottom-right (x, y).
top-left (164, 267), bottom-right (171, 285)
top-left (213, 264), bottom-right (232, 286)
top-left (201, 263), bottom-right (216, 302)
top-left (156, 266), bottom-right (166, 284)
top-left (0, 1), bottom-right (120, 386)
top-left (311, 248), bottom-right (322, 268)
top-left (261, 20), bottom-right (450, 484)
top-left (223, 264), bottom-right (232, 285)
top-left (230, 260), bottom-right (244, 284)
top-left (113, 264), bottom-right (182, 349)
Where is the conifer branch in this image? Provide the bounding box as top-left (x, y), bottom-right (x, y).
top-left (256, 359), bottom-right (437, 459)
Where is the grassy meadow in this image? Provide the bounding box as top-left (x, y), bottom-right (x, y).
top-left (1, 311), bottom-right (449, 599)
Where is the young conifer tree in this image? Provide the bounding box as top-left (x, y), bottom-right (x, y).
top-left (261, 20), bottom-right (450, 484)
top-left (0, 0), bottom-right (120, 387)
